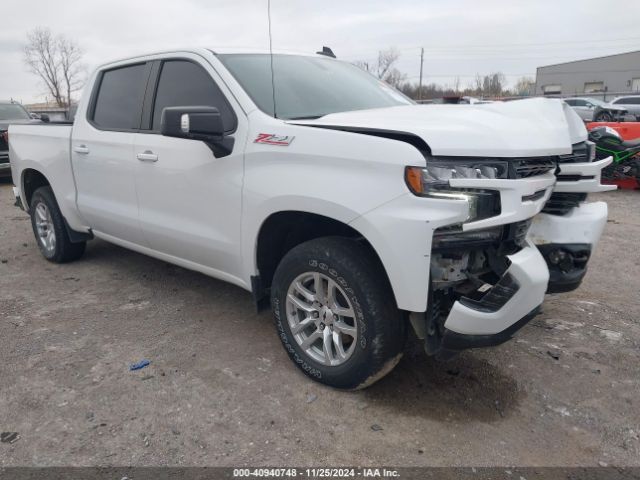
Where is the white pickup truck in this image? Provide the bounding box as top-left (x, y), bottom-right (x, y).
top-left (9, 48), bottom-right (614, 389)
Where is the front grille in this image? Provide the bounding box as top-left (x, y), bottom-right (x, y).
top-left (512, 158), bottom-right (556, 178)
top-left (0, 152), bottom-right (8, 164)
top-left (542, 192), bottom-right (587, 216)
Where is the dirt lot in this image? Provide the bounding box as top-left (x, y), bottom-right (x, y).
top-left (0, 180), bottom-right (639, 467)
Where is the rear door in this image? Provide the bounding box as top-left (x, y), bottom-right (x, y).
top-left (132, 55), bottom-right (246, 280)
top-left (614, 97), bottom-right (640, 118)
top-left (72, 62), bottom-right (151, 245)
top-left (570, 99), bottom-right (592, 121)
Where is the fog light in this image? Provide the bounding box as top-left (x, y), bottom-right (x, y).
top-left (547, 249), bottom-right (573, 272)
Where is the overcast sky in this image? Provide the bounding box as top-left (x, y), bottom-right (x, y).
top-left (2, 0), bottom-right (640, 103)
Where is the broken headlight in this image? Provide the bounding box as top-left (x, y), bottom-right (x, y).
top-left (405, 160), bottom-right (505, 222)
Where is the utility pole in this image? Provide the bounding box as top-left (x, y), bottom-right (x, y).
top-left (418, 47), bottom-right (424, 102)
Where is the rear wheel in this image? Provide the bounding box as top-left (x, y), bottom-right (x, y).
top-left (29, 186), bottom-right (86, 263)
top-left (271, 237), bottom-right (405, 389)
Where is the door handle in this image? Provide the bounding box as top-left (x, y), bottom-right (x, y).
top-left (137, 151), bottom-right (158, 162)
top-left (74, 145), bottom-right (90, 154)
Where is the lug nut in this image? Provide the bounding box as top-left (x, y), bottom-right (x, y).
top-left (312, 311), bottom-right (319, 319)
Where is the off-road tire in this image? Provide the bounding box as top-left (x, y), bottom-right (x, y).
top-left (271, 237), bottom-right (405, 389)
top-left (29, 186), bottom-right (86, 263)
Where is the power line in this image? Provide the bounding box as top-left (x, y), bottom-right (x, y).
top-left (340, 36), bottom-right (640, 59)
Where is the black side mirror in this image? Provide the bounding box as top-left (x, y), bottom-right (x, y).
top-left (161, 106), bottom-right (224, 140)
top-left (40, 114), bottom-right (50, 123)
top-left (161, 106), bottom-right (233, 157)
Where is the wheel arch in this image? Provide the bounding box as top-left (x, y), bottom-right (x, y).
top-left (21, 168), bottom-right (51, 211)
top-left (251, 210), bottom-right (394, 309)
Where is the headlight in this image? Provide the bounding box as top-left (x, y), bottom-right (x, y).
top-left (405, 160), bottom-right (505, 222)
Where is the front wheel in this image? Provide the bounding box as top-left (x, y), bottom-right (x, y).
top-left (271, 237), bottom-right (405, 390)
top-left (29, 186), bottom-right (86, 263)
top-left (596, 111), bottom-right (612, 122)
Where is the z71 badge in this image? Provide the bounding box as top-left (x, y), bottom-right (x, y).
top-left (254, 133), bottom-right (295, 146)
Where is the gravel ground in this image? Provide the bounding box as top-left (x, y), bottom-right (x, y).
top-left (0, 180), bottom-right (639, 467)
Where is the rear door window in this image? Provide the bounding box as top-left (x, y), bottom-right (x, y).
top-left (92, 63), bottom-right (149, 130)
top-left (151, 60), bottom-right (237, 133)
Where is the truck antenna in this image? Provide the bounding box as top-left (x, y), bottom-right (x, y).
top-left (267, 0), bottom-right (277, 119)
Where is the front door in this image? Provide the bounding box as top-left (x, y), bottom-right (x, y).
top-left (133, 57), bottom-right (246, 281)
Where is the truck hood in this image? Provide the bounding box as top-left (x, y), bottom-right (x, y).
top-left (292, 98), bottom-right (587, 157)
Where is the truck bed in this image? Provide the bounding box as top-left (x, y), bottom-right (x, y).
top-left (9, 123), bottom-right (82, 229)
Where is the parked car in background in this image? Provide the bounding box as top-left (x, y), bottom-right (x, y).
top-left (0, 101), bottom-right (47, 179)
top-left (610, 95), bottom-right (640, 121)
top-left (563, 97), bottom-right (629, 122)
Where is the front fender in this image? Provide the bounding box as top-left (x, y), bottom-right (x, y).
top-left (241, 196), bottom-right (367, 287)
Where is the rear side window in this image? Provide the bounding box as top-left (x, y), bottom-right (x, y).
top-left (92, 64), bottom-right (148, 130)
top-left (151, 60), bottom-right (236, 133)
top-left (620, 97), bottom-right (640, 105)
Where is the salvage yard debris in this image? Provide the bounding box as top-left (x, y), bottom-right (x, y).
top-left (129, 359), bottom-right (150, 371)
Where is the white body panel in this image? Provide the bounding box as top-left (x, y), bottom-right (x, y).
top-left (71, 126), bottom-right (145, 245)
top-left (444, 240), bottom-right (549, 335)
top-left (8, 48), bottom-right (611, 341)
top-left (555, 157), bottom-right (617, 193)
top-left (295, 98), bottom-right (583, 158)
top-left (529, 202), bottom-right (608, 249)
top-left (8, 124), bottom-right (86, 230)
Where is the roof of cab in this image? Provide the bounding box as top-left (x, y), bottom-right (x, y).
top-left (96, 47), bottom-right (332, 70)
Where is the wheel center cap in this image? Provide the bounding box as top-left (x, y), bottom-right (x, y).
top-left (320, 306), bottom-right (334, 324)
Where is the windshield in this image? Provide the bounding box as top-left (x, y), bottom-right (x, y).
top-left (0, 103), bottom-right (31, 121)
top-left (217, 54), bottom-right (413, 119)
top-left (585, 98), bottom-right (607, 107)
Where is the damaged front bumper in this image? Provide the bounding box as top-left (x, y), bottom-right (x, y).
top-left (442, 239), bottom-right (548, 336)
top-left (529, 146), bottom-right (614, 293)
top-left (530, 201), bottom-right (608, 293)
top-left (419, 239), bottom-right (549, 359)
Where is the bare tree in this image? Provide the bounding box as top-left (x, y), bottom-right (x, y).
top-left (353, 60), bottom-right (371, 73)
top-left (514, 76), bottom-right (535, 96)
top-left (474, 73), bottom-right (484, 95)
top-left (453, 76), bottom-right (461, 93)
top-left (354, 47), bottom-right (406, 88)
top-left (24, 27), bottom-right (84, 112)
top-left (481, 72), bottom-right (506, 97)
top-left (375, 48), bottom-right (400, 80)
top-left (24, 28), bottom-right (64, 106)
top-left (58, 36), bottom-right (84, 110)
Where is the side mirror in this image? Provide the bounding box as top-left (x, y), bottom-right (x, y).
top-left (161, 106), bottom-right (233, 157)
top-left (40, 114), bottom-right (50, 123)
top-left (161, 106), bottom-right (224, 141)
